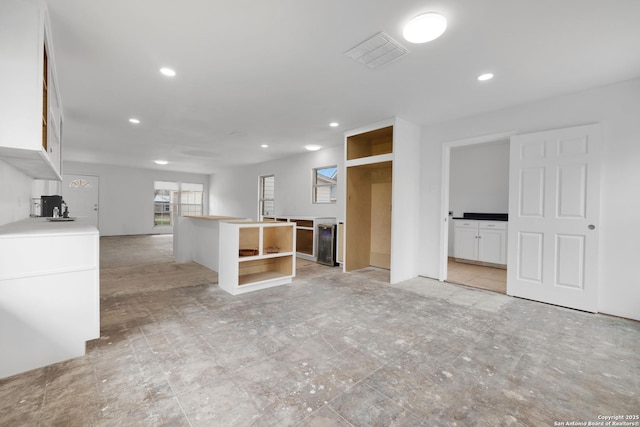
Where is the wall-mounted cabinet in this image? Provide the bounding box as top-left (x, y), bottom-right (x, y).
top-left (0, 0), bottom-right (63, 180)
top-left (453, 220), bottom-right (507, 267)
top-left (219, 221), bottom-right (296, 295)
top-left (343, 118), bottom-right (421, 284)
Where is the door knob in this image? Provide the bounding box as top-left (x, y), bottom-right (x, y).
top-left (588, 224), bottom-right (595, 230)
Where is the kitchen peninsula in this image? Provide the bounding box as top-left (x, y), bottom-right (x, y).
top-left (174, 216), bottom-right (296, 295)
top-left (173, 215), bottom-right (249, 272)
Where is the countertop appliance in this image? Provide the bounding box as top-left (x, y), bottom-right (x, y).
top-left (41, 195), bottom-right (63, 217)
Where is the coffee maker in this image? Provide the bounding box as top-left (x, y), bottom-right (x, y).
top-left (41, 195), bottom-right (63, 217)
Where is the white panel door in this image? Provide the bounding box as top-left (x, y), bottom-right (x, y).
top-left (62, 174), bottom-right (100, 229)
top-left (507, 124), bottom-right (601, 312)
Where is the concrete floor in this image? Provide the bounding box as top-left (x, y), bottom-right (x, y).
top-left (1, 235), bottom-right (638, 426)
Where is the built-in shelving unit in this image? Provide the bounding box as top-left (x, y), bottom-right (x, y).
top-left (219, 221), bottom-right (296, 295)
top-left (343, 118), bottom-right (421, 284)
top-left (263, 216), bottom-right (335, 261)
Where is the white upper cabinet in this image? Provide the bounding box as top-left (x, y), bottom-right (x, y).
top-left (0, 0), bottom-right (63, 180)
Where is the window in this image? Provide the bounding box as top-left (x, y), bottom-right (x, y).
top-left (179, 183), bottom-right (204, 217)
top-left (154, 181), bottom-right (204, 227)
top-left (259, 175), bottom-right (275, 218)
top-left (313, 165), bottom-right (337, 203)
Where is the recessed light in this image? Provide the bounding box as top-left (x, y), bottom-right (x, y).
top-left (129, 118), bottom-right (140, 124)
top-left (261, 144), bottom-right (269, 148)
top-left (304, 144), bottom-right (322, 151)
top-left (478, 73), bottom-right (494, 81)
top-left (160, 67), bottom-right (176, 77)
top-left (329, 122), bottom-right (339, 127)
top-left (403, 13), bottom-right (447, 44)
top-left (154, 160), bottom-right (169, 165)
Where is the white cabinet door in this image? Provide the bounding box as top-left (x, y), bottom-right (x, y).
top-left (453, 221), bottom-right (478, 260)
top-left (478, 228), bottom-right (507, 264)
top-left (507, 124), bottom-right (601, 312)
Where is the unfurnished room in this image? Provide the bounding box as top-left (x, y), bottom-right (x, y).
top-left (1, 0), bottom-right (639, 426)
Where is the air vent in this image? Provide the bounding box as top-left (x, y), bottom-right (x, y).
top-left (345, 32), bottom-right (409, 69)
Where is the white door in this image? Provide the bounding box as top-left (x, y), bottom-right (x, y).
top-left (62, 174), bottom-right (99, 229)
top-left (507, 124), bottom-right (601, 312)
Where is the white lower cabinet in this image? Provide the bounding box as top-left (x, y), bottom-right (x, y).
top-left (0, 218), bottom-right (100, 379)
top-left (219, 221), bottom-right (296, 295)
top-left (454, 220), bottom-right (507, 266)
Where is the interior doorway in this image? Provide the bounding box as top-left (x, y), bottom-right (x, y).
top-left (439, 131), bottom-right (515, 293)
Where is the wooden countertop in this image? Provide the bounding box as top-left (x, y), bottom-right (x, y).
top-left (183, 215), bottom-right (247, 221)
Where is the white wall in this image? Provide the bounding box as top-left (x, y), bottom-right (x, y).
top-left (448, 141), bottom-right (510, 255)
top-left (210, 145), bottom-right (343, 220)
top-left (0, 160), bottom-right (32, 226)
top-left (64, 161), bottom-right (209, 236)
top-left (420, 78), bottom-right (640, 321)
top-left (449, 141), bottom-right (510, 217)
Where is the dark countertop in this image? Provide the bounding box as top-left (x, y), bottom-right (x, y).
top-left (452, 212), bottom-right (508, 221)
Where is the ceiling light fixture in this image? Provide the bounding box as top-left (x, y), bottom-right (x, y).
top-left (478, 73), bottom-right (494, 81)
top-left (160, 67), bottom-right (176, 77)
top-left (154, 160), bottom-right (169, 165)
top-left (403, 12), bottom-right (447, 44)
top-left (129, 118), bottom-right (140, 124)
top-left (304, 144), bottom-right (322, 151)
top-left (329, 122), bottom-right (339, 127)
top-left (261, 144), bottom-right (269, 148)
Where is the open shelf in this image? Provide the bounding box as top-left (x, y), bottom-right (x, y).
top-left (263, 225), bottom-right (293, 254)
top-left (238, 257), bottom-right (293, 285)
top-left (219, 221), bottom-right (296, 295)
top-left (346, 126), bottom-right (393, 160)
top-left (239, 227), bottom-right (260, 256)
top-left (296, 228), bottom-right (313, 255)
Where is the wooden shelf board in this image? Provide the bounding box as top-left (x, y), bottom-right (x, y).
top-left (238, 271), bottom-right (291, 286)
top-left (238, 252), bottom-right (294, 262)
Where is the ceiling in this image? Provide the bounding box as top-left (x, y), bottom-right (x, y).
top-left (46, 0), bottom-right (640, 175)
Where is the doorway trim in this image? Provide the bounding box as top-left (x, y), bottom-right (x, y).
top-left (438, 130), bottom-right (517, 282)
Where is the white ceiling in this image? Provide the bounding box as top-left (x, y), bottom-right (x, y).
top-left (46, 0), bottom-right (640, 175)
